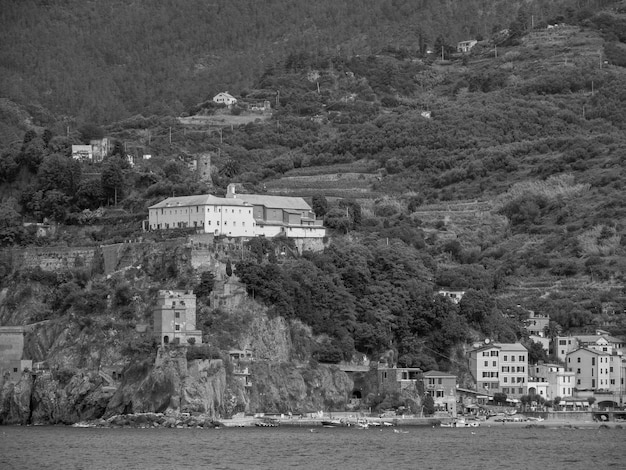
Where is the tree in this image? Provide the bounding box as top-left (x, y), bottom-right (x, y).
top-left (553, 396), bottom-right (561, 410)
top-left (526, 340), bottom-right (548, 365)
top-left (312, 195), bottom-right (329, 218)
top-left (196, 271), bottom-right (216, 299)
top-left (422, 394), bottom-right (435, 416)
top-left (101, 158), bottom-right (125, 204)
top-left (493, 392), bottom-right (507, 405)
top-left (225, 259), bottom-right (232, 277)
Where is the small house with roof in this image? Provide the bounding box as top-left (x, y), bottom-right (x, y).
top-left (437, 289), bottom-right (465, 304)
top-left (153, 290), bottom-right (203, 345)
top-left (457, 40), bottom-right (477, 53)
top-left (213, 92), bottom-right (238, 106)
top-left (377, 366), bottom-right (422, 394)
top-left (421, 370), bottom-right (457, 416)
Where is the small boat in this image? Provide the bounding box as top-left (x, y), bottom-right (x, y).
top-left (321, 419), bottom-right (342, 427)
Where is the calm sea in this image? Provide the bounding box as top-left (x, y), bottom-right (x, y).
top-left (1, 425), bottom-right (624, 470)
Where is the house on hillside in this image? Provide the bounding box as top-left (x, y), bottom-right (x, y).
top-left (457, 40), bottom-right (478, 53)
top-left (147, 194), bottom-right (256, 237)
top-left (437, 289), bottom-right (465, 304)
top-left (71, 145), bottom-right (93, 161)
top-left (225, 184), bottom-right (325, 238)
top-left (213, 92), bottom-right (238, 106)
top-left (90, 137), bottom-right (113, 162)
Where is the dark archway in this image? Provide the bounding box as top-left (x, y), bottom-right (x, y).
top-left (163, 335), bottom-right (169, 344)
top-left (352, 390), bottom-right (362, 399)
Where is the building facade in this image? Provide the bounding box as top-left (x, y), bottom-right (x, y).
top-left (0, 326), bottom-right (32, 383)
top-left (556, 333), bottom-right (626, 363)
top-left (528, 362), bottom-right (575, 400)
top-left (148, 194), bottom-right (256, 237)
top-left (377, 366), bottom-right (422, 394)
top-left (153, 290), bottom-right (203, 345)
top-left (468, 343), bottom-right (528, 397)
top-left (213, 92), bottom-right (237, 106)
top-left (421, 370), bottom-right (457, 417)
top-left (147, 186), bottom-right (325, 239)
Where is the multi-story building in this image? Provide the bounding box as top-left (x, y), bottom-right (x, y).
top-left (377, 366), bottom-right (422, 394)
top-left (0, 326), bottom-right (32, 384)
top-left (147, 185), bottom-right (325, 239)
top-left (524, 311), bottom-right (550, 337)
top-left (153, 290), bottom-right (203, 346)
top-left (225, 184), bottom-right (325, 238)
top-left (468, 342), bottom-right (528, 397)
top-left (421, 370), bottom-right (457, 417)
top-left (528, 362), bottom-right (575, 400)
top-left (148, 194), bottom-right (256, 237)
top-left (555, 332), bottom-right (626, 363)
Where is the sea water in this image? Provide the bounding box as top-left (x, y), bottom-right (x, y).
top-left (1, 424), bottom-right (625, 469)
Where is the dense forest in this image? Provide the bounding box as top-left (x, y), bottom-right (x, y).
top-left (1, 0), bottom-right (626, 372)
top-left (0, 0), bottom-right (617, 126)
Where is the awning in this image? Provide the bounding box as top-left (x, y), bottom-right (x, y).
top-left (477, 395), bottom-right (489, 399)
top-left (576, 402), bottom-right (585, 407)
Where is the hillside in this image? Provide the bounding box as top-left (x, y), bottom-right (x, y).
top-left (1, 0), bottom-right (626, 424)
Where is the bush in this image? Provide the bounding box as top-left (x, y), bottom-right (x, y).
top-left (186, 344), bottom-right (222, 361)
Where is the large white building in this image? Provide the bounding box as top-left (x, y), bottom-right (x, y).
top-left (148, 194), bottom-right (256, 237)
top-left (468, 342), bottom-right (528, 398)
top-left (147, 186), bottom-right (325, 239)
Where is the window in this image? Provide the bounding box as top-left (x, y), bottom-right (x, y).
top-left (577, 357), bottom-right (581, 363)
top-left (559, 340), bottom-right (566, 345)
top-left (175, 325), bottom-right (180, 331)
top-left (577, 368), bottom-right (580, 374)
top-left (519, 355), bottom-right (524, 362)
top-left (592, 379), bottom-right (595, 388)
top-left (592, 358), bottom-right (595, 366)
top-left (490, 351), bottom-right (498, 356)
top-left (175, 312), bottom-right (180, 318)
top-left (208, 221), bottom-right (211, 225)
top-left (438, 378), bottom-right (442, 384)
top-left (233, 221), bottom-right (236, 226)
top-left (492, 361), bottom-right (496, 367)
top-left (503, 377), bottom-right (508, 383)
top-left (503, 355), bottom-right (508, 361)
top-left (483, 352), bottom-right (489, 357)
top-left (436, 390), bottom-right (444, 398)
top-left (484, 361), bottom-right (488, 367)
top-left (224, 221), bottom-right (227, 225)
top-left (13, 368), bottom-right (18, 373)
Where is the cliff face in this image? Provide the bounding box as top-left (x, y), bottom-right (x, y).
top-left (104, 348), bottom-right (228, 418)
top-left (250, 362), bottom-right (353, 414)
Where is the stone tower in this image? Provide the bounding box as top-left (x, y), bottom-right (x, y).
top-left (196, 152), bottom-right (212, 184)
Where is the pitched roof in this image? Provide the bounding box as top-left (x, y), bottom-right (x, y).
top-left (149, 194), bottom-right (250, 209)
top-left (423, 370), bottom-right (456, 378)
top-left (494, 342), bottom-right (528, 352)
top-left (575, 334), bottom-right (623, 344)
top-left (233, 194), bottom-right (311, 211)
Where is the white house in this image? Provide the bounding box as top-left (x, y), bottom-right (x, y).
top-left (213, 92), bottom-right (238, 106)
top-left (147, 187), bottom-right (326, 239)
top-left (457, 40), bottom-right (478, 53)
top-left (71, 145), bottom-right (93, 161)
